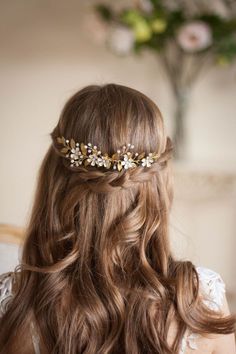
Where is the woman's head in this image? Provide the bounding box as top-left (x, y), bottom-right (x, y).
top-left (50, 83), bottom-right (173, 194)
top-left (52, 83), bottom-right (170, 169)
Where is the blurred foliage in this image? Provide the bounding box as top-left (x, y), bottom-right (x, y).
top-left (95, 1), bottom-right (236, 64)
top-left (94, 0), bottom-right (236, 158)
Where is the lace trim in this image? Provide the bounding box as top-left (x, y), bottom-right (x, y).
top-left (179, 266), bottom-right (226, 353)
top-left (0, 272), bottom-right (15, 317)
top-left (180, 330), bottom-right (199, 353)
top-left (0, 272), bottom-right (41, 354)
top-left (196, 266), bottom-right (226, 311)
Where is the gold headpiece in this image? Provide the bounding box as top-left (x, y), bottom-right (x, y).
top-left (56, 136), bottom-right (160, 171)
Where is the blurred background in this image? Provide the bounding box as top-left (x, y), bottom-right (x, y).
top-left (0, 0), bottom-right (236, 310)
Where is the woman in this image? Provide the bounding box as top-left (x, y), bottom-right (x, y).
top-left (0, 83), bottom-right (235, 353)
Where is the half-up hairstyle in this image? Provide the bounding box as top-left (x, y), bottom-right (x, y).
top-left (0, 83), bottom-right (235, 354)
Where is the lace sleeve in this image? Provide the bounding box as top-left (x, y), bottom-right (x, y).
top-left (179, 266), bottom-right (226, 354)
top-left (196, 266), bottom-right (226, 312)
top-left (0, 272), bottom-right (15, 317)
top-left (0, 272), bottom-right (40, 354)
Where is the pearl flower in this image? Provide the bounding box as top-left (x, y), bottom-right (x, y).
top-left (70, 147), bottom-right (81, 161)
top-left (97, 156), bottom-right (106, 167)
top-left (121, 154), bottom-right (135, 169)
top-left (141, 156), bottom-right (154, 167)
top-left (87, 154), bottom-right (100, 166)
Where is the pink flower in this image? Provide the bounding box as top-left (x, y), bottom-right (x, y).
top-left (177, 21), bottom-right (212, 53)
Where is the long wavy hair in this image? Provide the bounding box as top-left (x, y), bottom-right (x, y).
top-left (0, 83), bottom-right (235, 354)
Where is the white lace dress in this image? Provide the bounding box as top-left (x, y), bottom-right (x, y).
top-left (0, 266), bottom-right (226, 353)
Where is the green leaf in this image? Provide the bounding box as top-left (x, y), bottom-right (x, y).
top-left (121, 9), bottom-right (143, 26)
top-left (149, 0), bottom-right (163, 9)
top-left (134, 21), bottom-right (152, 42)
top-left (151, 18), bottom-right (167, 33)
top-left (216, 34), bottom-right (236, 61)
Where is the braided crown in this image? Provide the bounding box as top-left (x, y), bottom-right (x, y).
top-left (56, 136), bottom-right (161, 171)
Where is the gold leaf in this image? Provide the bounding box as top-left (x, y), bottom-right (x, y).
top-left (117, 161), bottom-right (123, 171)
top-left (57, 137), bottom-right (64, 144)
top-left (61, 147), bottom-right (69, 154)
top-left (84, 159), bottom-right (90, 166)
top-left (152, 153), bottom-right (159, 159)
top-left (58, 136), bottom-right (66, 145)
top-left (70, 139), bottom-right (76, 149)
top-left (130, 152), bottom-right (135, 158)
top-left (137, 152), bottom-right (145, 159)
top-left (106, 160), bottom-right (111, 169)
top-left (112, 153), bottom-right (119, 160)
top-left (80, 143), bottom-right (87, 155)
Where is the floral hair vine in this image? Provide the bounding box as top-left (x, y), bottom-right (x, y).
top-left (56, 136), bottom-right (160, 171)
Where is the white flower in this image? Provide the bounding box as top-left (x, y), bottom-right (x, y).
top-left (107, 25), bottom-right (135, 55)
top-left (141, 156), bottom-right (154, 167)
top-left (87, 154), bottom-right (100, 166)
top-left (177, 21), bottom-right (212, 53)
top-left (97, 156), bottom-right (106, 167)
top-left (70, 147), bottom-right (81, 161)
top-left (121, 155), bottom-right (135, 169)
top-left (74, 160), bottom-right (82, 167)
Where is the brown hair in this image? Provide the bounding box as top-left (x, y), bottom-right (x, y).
top-left (0, 83), bottom-right (235, 353)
